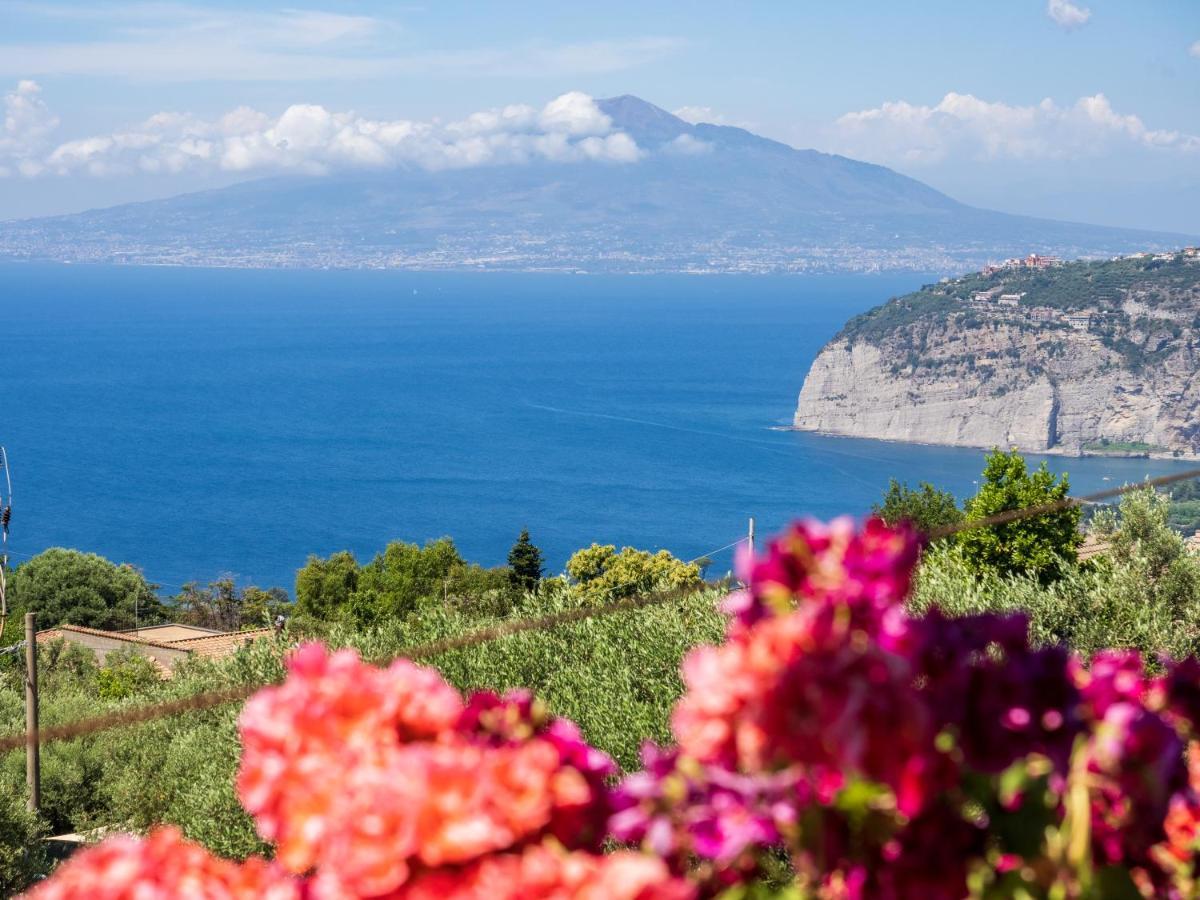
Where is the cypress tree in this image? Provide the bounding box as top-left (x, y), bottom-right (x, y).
top-left (507, 529), bottom-right (544, 593)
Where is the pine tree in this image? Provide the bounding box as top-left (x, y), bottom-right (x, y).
top-left (507, 529), bottom-right (544, 593)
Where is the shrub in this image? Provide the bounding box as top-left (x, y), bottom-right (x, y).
top-left (0, 790), bottom-right (48, 896)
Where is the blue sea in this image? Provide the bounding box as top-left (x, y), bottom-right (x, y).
top-left (3, 264), bottom-right (1192, 593)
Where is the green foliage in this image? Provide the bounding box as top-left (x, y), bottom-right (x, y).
top-left (96, 649), bottom-right (162, 700)
top-left (507, 529), bottom-right (544, 593)
top-left (294, 550), bottom-right (359, 620)
top-left (957, 450), bottom-right (1081, 582)
top-left (872, 479), bottom-right (962, 538)
top-left (6, 548), bottom-right (164, 639)
top-left (911, 488), bottom-right (1200, 662)
top-left (0, 790), bottom-right (48, 896)
top-left (565, 544), bottom-right (702, 603)
top-left (1081, 439), bottom-right (1162, 455)
top-left (296, 539), bottom-right (511, 626)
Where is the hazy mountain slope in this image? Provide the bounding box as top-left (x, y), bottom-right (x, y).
top-left (0, 96), bottom-right (1190, 273)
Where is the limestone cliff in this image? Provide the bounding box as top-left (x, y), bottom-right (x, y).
top-left (794, 251), bottom-right (1200, 457)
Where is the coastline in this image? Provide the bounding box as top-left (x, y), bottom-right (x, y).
top-left (786, 425), bottom-right (1200, 463)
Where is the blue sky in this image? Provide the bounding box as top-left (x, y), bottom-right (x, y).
top-left (2, 1), bottom-right (1198, 231)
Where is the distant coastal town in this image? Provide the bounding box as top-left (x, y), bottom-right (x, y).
top-left (941, 246), bottom-right (1200, 333)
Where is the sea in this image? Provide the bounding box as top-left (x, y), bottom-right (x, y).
top-left (3, 263), bottom-right (1192, 593)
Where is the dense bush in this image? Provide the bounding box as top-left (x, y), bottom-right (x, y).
top-left (4, 549), bottom-right (165, 641)
top-left (911, 487), bottom-right (1200, 661)
top-left (0, 790), bottom-right (47, 897)
top-left (872, 478), bottom-right (962, 537)
top-left (564, 544), bottom-right (702, 604)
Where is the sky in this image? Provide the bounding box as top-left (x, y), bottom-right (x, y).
top-left (1, 0), bottom-right (1198, 232)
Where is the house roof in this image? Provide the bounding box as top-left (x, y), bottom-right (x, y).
top-left (37, 623), bottom-right (188, 653)
top-left (121, 624), bottom-right (224, 639)
top-left (1077, 533), bottom-right (1112, 562)
top-left (162, 628), bottom-right (275, 658)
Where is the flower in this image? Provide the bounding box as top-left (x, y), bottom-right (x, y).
top-left (392, 843), bottom-right (694, 900)
top-left (21, 827), bottom-right (298, 900)
top-left (610, 743), bottom-right (799, 880)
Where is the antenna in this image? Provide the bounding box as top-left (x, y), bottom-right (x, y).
top-left (0, 447), bottom-right (10, 642)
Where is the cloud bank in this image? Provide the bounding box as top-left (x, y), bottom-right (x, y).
top-left (0, 80), bottom-right (59, 177)
top-left (2, 86), bottom-right (644, 179)
top-left (1046, 0), bottom-right (1092, 30)
top-left (832, 92), bottom-right (1200, 165)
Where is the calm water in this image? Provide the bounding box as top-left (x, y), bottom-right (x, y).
top-left (3, 264), bottom-right (1191, 592)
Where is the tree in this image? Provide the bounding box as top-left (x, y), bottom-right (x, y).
top-left (1091, 486), bottom-right (1200, 619)
top-left (295, 539), bottom-right (510, 625)
top-left (295, 551), bottom-right (359, 620)
top-left (171, 579), bottom-right (289, 631)
top-left (957, 449), bottom-right (1081, 582)
top-left (565, 544), bottom-right (702, 604)
top-left (507, 529), bottom-right (544, 594)
top-left (872, 479), bottom-right (962, 538)
top-left (7, 548), bottom-right (164, 637)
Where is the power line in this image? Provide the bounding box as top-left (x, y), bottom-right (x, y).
top-left (0, 582), bottom-right (711, 755)
top-left (929, 465), bottom-right (1200, 540)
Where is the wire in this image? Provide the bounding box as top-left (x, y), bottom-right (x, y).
top-left (0, 582), bottom-right (711, 755)
top-left (928, 466), bottom-right (1200, 540)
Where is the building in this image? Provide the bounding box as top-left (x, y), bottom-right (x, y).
top-left (121, 623), bottom-right (225, 642)
top-left (36, 623), bottom-right (274, 675)
top-left (1077, 533), bottom-right (1111, 563)
top-left (1187, 531), bottom-right (1200, 555)
top-left (998, 292), bottom-right (1026, 307)
top-left (1064, 312), bottom-right (1093, 331)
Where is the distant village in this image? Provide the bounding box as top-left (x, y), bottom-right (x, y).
top-left (945, 247), bottom-right (1200, 333)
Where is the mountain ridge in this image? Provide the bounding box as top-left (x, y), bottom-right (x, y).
top-left (0, 95), bottom-right (1192, 273)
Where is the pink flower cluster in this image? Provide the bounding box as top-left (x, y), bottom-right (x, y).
top-left (27, 645), bottom-right (689, 900)
top-left (618, 516), bottom-right (1200, 897)
top-left (24, 827), bottom-right (298, 900)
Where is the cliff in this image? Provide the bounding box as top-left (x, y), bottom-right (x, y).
top-left (794, 251), bottom-right (1200, 457)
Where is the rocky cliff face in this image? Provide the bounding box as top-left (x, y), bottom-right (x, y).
top-left (794, 253), bottom-right (1200, 457)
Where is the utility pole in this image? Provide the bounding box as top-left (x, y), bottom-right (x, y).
top-left (0, 446), bottom-right (11, 643)
top-left (25, 611), bottom-right (39, 812)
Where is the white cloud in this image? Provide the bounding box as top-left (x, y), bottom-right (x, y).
top-left (664, 133), bottom-right (712, 156)
top-left (672, 105), bottom-right (755, 131)
top-left (2, 86), bottom-right (647, 179)
top-left (1190, 40), bottom-right (1200, 58)
top-left (674, 106), bottom-right (721, 125)
top-left (1047, 0), bottom-right (1092, 30)
top-left (0, 80), bottom-right (58, 176)
top-left (832, 92), bottom-right (1200, 166)
top-left (538, 91), bottom-right (612, 136)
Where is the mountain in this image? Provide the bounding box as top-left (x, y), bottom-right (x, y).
top-left (794, 250), bottom-right (1200, 456)
top-left (0, 96), bottom-right (1192, 273)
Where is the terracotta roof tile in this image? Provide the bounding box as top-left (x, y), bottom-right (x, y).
top-left (1077, 533), bottom-right (1112, 562)
top-left (164, 628), bottom-right (275, 658)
